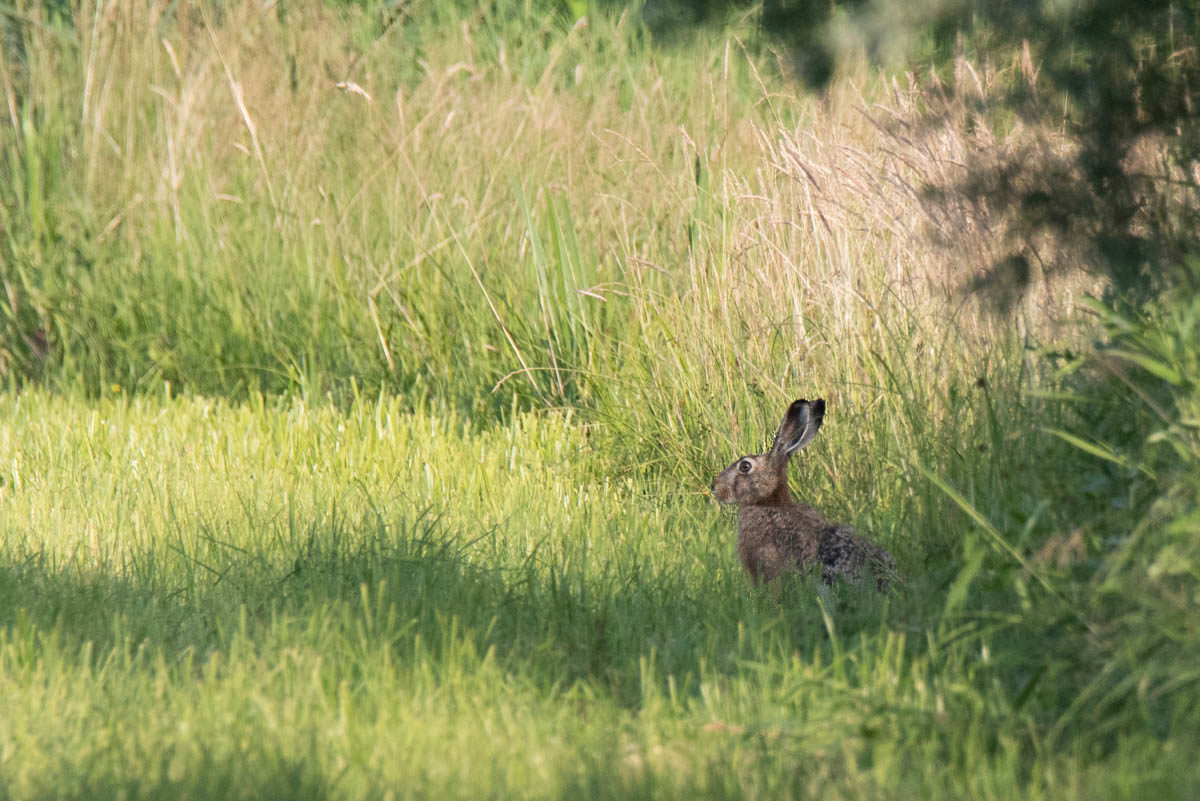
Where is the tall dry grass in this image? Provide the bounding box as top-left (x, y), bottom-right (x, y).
top-left (2, 0), bottom-right (1091, 489)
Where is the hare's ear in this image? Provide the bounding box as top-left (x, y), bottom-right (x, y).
top-left (770, 398), bottom-right (825, 458)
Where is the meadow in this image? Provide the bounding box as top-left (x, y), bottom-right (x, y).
top-left (0, 1), bottom-right (1198, 798)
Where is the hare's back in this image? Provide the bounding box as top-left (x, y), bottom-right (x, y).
top-left (818, 525), bottom-right (895, 587)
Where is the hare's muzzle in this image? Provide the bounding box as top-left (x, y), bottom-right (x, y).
top-left (711, 475), bottom-right (734, 504)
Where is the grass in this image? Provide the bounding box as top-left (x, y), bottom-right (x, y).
top-left (0, 0), bottom-right (1198, 798)
top-left (0, 389), bottom-right (1195, 799)
top-left (0, 392), bottom-right (1141, 799)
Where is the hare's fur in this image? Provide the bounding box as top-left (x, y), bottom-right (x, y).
top-left (712, 399), bottom-right (895, 588)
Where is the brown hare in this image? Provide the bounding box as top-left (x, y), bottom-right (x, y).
top-left (712, 398), bottom-right (895, 589)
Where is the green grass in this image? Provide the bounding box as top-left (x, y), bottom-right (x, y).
top-left (0, 388), bottom-right (1194, 799)
top-left (0, 1), bottom-right (1198, 798)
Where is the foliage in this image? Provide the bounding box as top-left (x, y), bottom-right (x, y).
top-left (1057, 269), bottom-right (1200, 742)
top-left (664, 0), bottom-right (1200, 302)
top-left (927, 0), bottom-right (1200, 302)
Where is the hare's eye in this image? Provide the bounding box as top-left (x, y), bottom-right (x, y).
top-left (738, 460), bottom-right (752, 474)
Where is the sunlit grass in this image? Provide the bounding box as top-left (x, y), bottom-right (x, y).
top-left (0, 391), bottom-right (1125, 799)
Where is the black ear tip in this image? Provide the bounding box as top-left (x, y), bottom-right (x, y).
top-left (787, 398), bottom-right (825, 416)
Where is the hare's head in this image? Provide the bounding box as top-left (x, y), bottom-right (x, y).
top-left (711, 398), bottom-right (825, 506)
